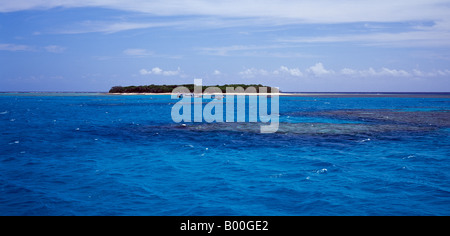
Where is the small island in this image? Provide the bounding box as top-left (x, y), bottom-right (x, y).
top-left (109, 84), bottom-right (277, 94)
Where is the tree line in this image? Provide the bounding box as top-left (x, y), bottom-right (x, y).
top-left (109, 84), bottom-right (276, 93)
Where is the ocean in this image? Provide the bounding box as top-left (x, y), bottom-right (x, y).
top-left (0, 93), bottom-right (449, 215)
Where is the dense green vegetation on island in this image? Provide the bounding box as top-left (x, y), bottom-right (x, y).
top-left (109, 84), bottom-right (277, 93)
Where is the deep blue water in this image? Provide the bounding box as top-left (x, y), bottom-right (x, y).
top-left (0, 93), bottom-right (449, 216)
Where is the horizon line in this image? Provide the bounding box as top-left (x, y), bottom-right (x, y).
top-left (1, 91), bottom-right (450, 94)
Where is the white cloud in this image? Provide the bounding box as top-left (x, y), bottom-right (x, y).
top-left (139, 69), bottom-right (149, 75)
top-left (340, 68), bottom-right (358, 75)
top-left (197, 44), bottom-right (313, 58)
top-left (199, 45), bottom-right (283, 56)
top-left (1, 1), bottom-right (449, 25)
top-left (0, 43), bottom-right (33, 51)
top-left (162, 70), bottom-right (180, 76)
top-left (306, 63), bottom-right (334, 76)
top-left (339, 67), bottom-right (450, 77)
top-left (436, 69), bottom-right (450, 76)
top-left (123, 48), bottom-right (182, 59)
top-left (239, 68), bottom-right (269, 78)
top-left (1, 43), bottom-right (67, 53)
top-left (413, 69), bottom-right (425, 77)
top-left (274, 66), bottom-right (303, 77)
top-left (124, 48), bottom-right (153, 57)
top-left (359, 68), bottom-right (378, 77)
top-left (339, 67), bottom-right (406, 77)
top-left (238, 63), bottom-right (450, 79)
top-left (151, 67), bottom-right (163, 75)
top-left (278, 20), bottom-right (450, 48)
top-left (140, 67), bottom-right (181, 76)
top-left (239, 65), bottom-right (304, 78)
top-left (213, 70), bottom-right (221, 75)
top-left (56, 21), bottom-right (182, 34)
top-left (379, 68), bottom-right (410, 77)
top-left (7, 0), bottom-right (449, 50)
top-left (45, 45), bottom-right (66, 53)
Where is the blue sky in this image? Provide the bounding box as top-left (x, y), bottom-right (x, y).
top-left (1, 0), bottom-right (450, 92)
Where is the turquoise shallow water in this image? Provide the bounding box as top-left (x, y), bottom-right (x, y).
top-left (0, 93), bottom-right (449, 215)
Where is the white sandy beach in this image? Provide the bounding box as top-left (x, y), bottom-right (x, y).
top-left (107, 92), bottom-right (450, 98)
